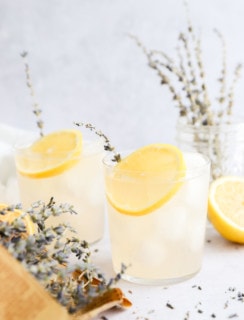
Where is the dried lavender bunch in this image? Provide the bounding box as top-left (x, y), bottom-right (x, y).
top-left (20, 51), bottom-right (44, 136)
top-left (0, 199), bottom-right (126, 315)
top-left (131, 11), bottom-right (242, 126)
top-left (75, 122), bottom-right (121, 162)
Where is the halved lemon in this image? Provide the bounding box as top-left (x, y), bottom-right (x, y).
top-left (208, 176), bottom-right (244, 244)
top-left (0, 203), bottom-right (35, 235)
top-left (105, 144), bottom-right (186, 216)
top-left (16, 129), bottom-right (82, 179)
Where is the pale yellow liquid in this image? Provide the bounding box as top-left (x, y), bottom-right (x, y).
top-left (16, 140), bottom-right (105, 243)
top-left (107, 153), bottom-right (210, 284)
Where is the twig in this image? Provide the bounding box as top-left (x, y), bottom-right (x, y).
top-left (226, 63), bottom-right (242, 118)
top-left (20, 51), bottom-right (44, 136)
top-left (74, 122), bottom-right (121, 162)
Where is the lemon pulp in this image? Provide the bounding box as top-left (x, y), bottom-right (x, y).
top-left (208, 176), bottom-right (244, 243)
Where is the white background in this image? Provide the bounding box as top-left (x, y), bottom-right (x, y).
top-left (1, 0), bottom-right (244, 150)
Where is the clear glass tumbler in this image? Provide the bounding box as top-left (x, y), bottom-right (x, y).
top-left (103, 151), bottom-right (210, 285)
top-left (176, 120), bottom-right (244, 180)
top-left (15, 139), bottom-right (105, 244)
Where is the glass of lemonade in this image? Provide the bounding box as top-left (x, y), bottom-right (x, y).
top-left (15, 129), bottom-right (105, 244)
top-left (103, 144), bottom-right (210, 285)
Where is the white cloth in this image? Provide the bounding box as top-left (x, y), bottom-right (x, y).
top-left (0, 123), bottom-right (37, 204)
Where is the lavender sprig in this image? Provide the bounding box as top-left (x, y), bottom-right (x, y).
top-left (131, 7), bottom-right (242, 126)
top-left (75, 122), bottom-right (121, 162)
top-left (20, 51), bottom-right (44, 136)
top-left (0, 199), bottom-right (127, 314)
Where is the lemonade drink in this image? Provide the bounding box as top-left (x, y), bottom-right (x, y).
top-left (15, 130), bottom-right (105, 244)
top-left (103, 145), bottom-right (210, 284)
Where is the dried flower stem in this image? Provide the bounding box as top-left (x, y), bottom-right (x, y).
top-left (20, 51), bottom-right (44, 136)
top-left (183, 0), bottom-right (212, 123)
top-left (226, 63), bottom-right (242, 118)
top-left (177, 38), bottom-right (199, 119)
top-left (194, 36), bottom-right (213, 124)
top-left (178, 32), bottom-right (196, 88)
top-left (132, 2), bottom-right (242, 181)
top-left (129, 34), bottom-right (186, 112)
top-left (152, 54), bottom-right (194, 103)
top-left (131, 11), bottom-right (241, 127)
top-left (74, 122), bottom-right (121, 162)
top-left (0, 199), bottom-right (129, 315)
top-left (214, 29), bottom-right (227, 109)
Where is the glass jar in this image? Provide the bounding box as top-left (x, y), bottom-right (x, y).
top-left (175, 120), bottom-right (244, 180)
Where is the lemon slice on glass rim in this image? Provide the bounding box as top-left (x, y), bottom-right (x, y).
top-left (208, 176), bottom-right (244, 244)
top-left (16, 129), bottom-right (82, 179)
top-left (105, 143), bottom-right (186, 216)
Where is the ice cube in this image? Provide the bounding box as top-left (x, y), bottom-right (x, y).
top-left (188, 221), bottom-right (206, 252)
top-left (156, 205), bottom-right (188, 241)
top-left (135, 239), bottom-right (166, 270)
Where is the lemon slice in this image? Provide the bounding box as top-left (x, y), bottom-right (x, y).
top-left (0, 203), bottom-right (35, 235)
top-left (208, 176), bottom-right (244, 243)
top-left (16, 129), bottom-right (82, 179)
top-left (105, 144), bottom-right (186, 216)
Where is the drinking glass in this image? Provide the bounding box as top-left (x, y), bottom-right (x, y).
top-left (176, 120), bottom-right (244, 180)
top-left (15, 139), bottom-right (105, 244)
top-left (103, 151), bottom-right (210, 285)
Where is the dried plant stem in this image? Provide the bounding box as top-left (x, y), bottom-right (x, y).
top-left (183, 0), bottom-right (212, 124)
top-left (74, 122), bottom-right (121, 162)
top-left (214, 29), bottom-right (227, 106)
top-left (226, 63), bottom-right (242, 118)
top-left (194, 37), bottom-right (213, 124)
top-left (176, 45), bottom-right (194, 122)
top-left (0, 200), bottom-right (130, 316)
top-left (156, 56), bottom-right (198, 121)
top-left (132, 2), bottom-right (243, 180)
top-left (131, 16), bottom-right (241, 127)
top-left (177, 39), bottom-right (198, 114)
top-left (129, 34), bottom-right (186, 115)
top-left (213, 29), bottom-right (228, 123)
top-left (20, 51), bottom-right (44, 137)
top-left (178, 32), bottom-right (196, 88)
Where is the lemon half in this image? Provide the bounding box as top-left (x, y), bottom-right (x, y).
top-left (208, 176), bottom-right (244, 244)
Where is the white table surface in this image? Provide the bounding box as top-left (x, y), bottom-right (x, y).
top-left (91, 222), bottom-right (244, 320)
